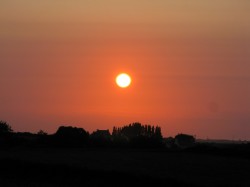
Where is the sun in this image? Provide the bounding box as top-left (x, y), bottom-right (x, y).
top-left (116, 73), bottom-right (131, 88)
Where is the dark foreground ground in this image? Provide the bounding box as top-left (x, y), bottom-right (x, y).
top-left (0, 147), bottom-right (250, 187)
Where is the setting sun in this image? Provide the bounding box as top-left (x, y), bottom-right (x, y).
top-left (116, 73), bottom-right (131, 88)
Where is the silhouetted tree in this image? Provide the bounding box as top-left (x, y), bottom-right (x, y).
top-left (0, 121), bottom-right (13, 147)
top-left (0, 121), bottom-right (13, 134)
top-left (154, 126), bottom-right (163, 140)
top-left (147, 125), bottom-right (152, 136)
top-left (112, 122), bottom-right (164, 148)
top-left (112, 127), bottom-right (118, 136)
top-left (56, 126), bottom-right (88, 137)
top-left (175, 133), bottom-right (196, 148)
top-left (54, 126), bottom-right (89, 146)
top-left (152, 126), bottom-right (155, 134)
top-left (37, 130), bottom-right (47, 136)
top-left (164, 137), bottom-right (175, 148)
top-left (36, 130), bottom-right (49, 146)
top-left (90, 129), bottom-right (111, 146)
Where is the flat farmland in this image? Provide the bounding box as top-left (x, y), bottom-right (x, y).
top-left (0, 148), bottom-right (249, 187)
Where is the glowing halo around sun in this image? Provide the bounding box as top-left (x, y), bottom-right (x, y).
top-left (116, 73), bottom-right (131, 88)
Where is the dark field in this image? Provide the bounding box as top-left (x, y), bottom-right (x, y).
top-left (0, 148), bottom-right (250, 187)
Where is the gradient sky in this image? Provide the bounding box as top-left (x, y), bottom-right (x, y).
top-left (0, 0), bottom-right (250, 139)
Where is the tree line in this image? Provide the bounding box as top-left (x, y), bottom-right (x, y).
top-left (0, 121), bottom-right (164, 148)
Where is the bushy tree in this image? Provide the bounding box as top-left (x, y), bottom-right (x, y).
top-left (174, 133), bottom-right (196, 148)
top-left (54, 126), bottom-right (89, 146)
top-left (0, 121), bottom-right (13, 134)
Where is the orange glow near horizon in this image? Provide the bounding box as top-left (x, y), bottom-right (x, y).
top-left (0, 0), bottom-right (250, 140)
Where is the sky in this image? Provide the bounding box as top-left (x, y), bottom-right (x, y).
top-left (0, 0), bottom-right (250, 139)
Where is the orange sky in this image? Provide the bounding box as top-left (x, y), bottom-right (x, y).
top-left (0, 0), bottom-right (250, 139)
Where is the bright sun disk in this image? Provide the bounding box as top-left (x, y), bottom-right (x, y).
top-left (116, 73), bottom-right (131, 88)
